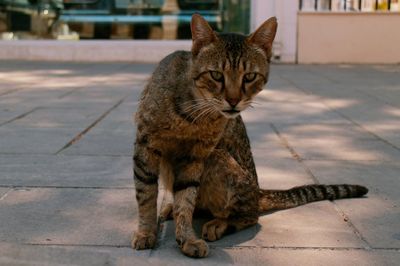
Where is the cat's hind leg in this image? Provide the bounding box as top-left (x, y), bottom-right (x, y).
top-left (198, 149), bottom-right (259, 242)
top-left (201, 217), bottom-right (258, 242)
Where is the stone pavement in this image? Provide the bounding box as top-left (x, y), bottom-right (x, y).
top-left (0, 61), bottom-right (399, 265)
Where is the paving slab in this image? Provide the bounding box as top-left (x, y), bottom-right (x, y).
top-left (7, 107), bottom-right (106, 129)
top-left (5, 242), bottom-right (397, 266)
top-left (257, 78), bottom-right (320, 104)
top-left (0, 62), bottom-right (399, 265)
top-left (158, 201), bottom-right (365, 250)
top-left (255, 157), bottom-right (314, 189)
top-left (0, 154), bottom-right (133, 188)
top-left (0, 105), bottom-right (37, 125)
top-left (0, 188), bottom-right (136, 246)
top-left (0, 242), bottom-right (115, 266)
top-left (90, 100), bottom-right (138, 132)
top-left (278, 66), bottom-right (400, 151)
top-left (61, 129), bottom-right (135, 156)
top-left (305, 65), bottom-right (400, 107)
top-left (0, 188), bottom-right (10, 198)
top-left (304, 160), bottom-right (400, 248)
top-left (242, 101), bottom-right (347, 124)
top-left (244, 123), bottom-right (293, 159)
top-left (0, 127), bottom-right (79, 154)
top-left (334, 195), bottom-right (400, 249)
top-left (0, 88), bottom-right (75, 104)
top-left (274, 124), bottom-right (400, 161)
top-left (304, 160), bottom-right (400, 199)
top-left (273, 123), bottom-right (377, 140)
top-left (147, 247), bottom-right (400, 266)
top-left (57, 87), bottom-right (130, 103)
top-left (388, 138), bottom-right (400, 148)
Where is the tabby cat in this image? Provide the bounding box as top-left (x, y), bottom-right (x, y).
top-left (132, 14), bottom-right (368, 258)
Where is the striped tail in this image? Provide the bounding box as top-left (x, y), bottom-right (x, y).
top-left (259, 184), bottom-right (368, 212)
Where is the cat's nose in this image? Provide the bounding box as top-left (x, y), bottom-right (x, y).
top-left (226, 98), bottom-right (240, 108)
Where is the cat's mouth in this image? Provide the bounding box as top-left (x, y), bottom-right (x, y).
top-left (221, 109), bottom-right (241, 118)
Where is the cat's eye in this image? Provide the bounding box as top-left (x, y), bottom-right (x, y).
top-left (210, 71), bottom-right (224, 82)
top-left (244, 73), bottom-right (257, 83)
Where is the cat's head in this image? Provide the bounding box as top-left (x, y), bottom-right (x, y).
top-left (190, 14), bottom-right (277, 119)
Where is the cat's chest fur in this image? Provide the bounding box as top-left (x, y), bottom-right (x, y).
top-left (145, 108), bottom-right (228, 159)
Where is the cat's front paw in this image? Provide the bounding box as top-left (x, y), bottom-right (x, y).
top-left (202, 219), bottom-right (228, 242)
top-left (131, 231), bottom-right (157, 250)
top-left (180, 238), bottom-right (209, 258)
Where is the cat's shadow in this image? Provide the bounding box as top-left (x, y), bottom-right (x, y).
top-left (158, 211), bottom-right (261, 249)
top-left (157, 219), bottom-right (260, 262)
top-left (194, 218), bottom-right (261, 248)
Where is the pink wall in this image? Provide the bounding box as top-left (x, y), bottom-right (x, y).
top-left (298, 12), bottom-right (400, 64)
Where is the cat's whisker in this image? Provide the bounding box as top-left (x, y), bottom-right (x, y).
top-left (207, 107), bottom-right (220, 119)
top-left (202, 106), bottom-right (217, 120)
top-left (183, 102), bottom-right (211, 114)
top-left (186, 107), bottom-right (209, 122)
top-left (178, 99), bottom-right (211, 108)
top-left (191, 105), bottom-right (214, 124)
top-left (180, 99), bottom-right (212, 110)
top-left (185, 102), bottom-right (210, 117)
top-left (191, 107), bottom-right (211, 124)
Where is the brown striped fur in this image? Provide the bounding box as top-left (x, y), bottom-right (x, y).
top-left (131, 14), bottom-right (368, 258)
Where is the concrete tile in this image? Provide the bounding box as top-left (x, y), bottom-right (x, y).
top-left (158, 201), bottom-right (364, 249)
top-left (0, 88), bottom-right (73, 104)
top-left (0, 105), bottom-right (35, 125)
top-left (304, 160), bottom-right (400, 248)
top-left (224, 201), bottom-right (364, 248)
top-left (0, 188), bottom-right (10, 198)
top-left (304, 160), bottom-right (400, 200)
top-left (0, 127), bottom-right (78, 154)
top-left (3, 242), bottom-right (399, 266)
top-left (335, 195), bottom-right (400, 249)
top-left (61, 129), bottom-right (135, 156)
top-left (58, 88), bottom-right (128, 104)
top-left (0, 154), bottom-right (133, 188)
top-left (274, 123), bottom-right (376, 140)
top-left (148, 247), bottom-right (400, 266)
top-left (277, 129), bottom-right (400, 161)
top-left (242, 101), bottom-right (347, 124)
top-left (94, 101), bottom-right (138, 132)
top-left (1, 62), bottom-right (399, 265)
top-left (0, 242), bottom-right (115, 266)
top-left (337, 101), bottom-right (399, 126)
top-left (255, 157), bottom-right (315, 189)
top-left (388, 138), bottom-right (400, 149)
top-left (0, 188), bottom-right (136, 246)
top-left (7, 107), bottom-right (104, 129)
top-left (358, 121), bottom-right (400, 149)
top-left (272, 122), bottom-right (400, 160)
top-left (245, 122), bottom-right (292, 159)
top-left (43, 97), bottom-right (121, 110)
top-left (258, 82), bottom-right (319, 104)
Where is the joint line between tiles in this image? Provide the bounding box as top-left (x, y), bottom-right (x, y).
top-left (269, 122), bottom-right (320, 185)
top-left (0, 188), bottom-right (13, 201)
top-left (331, 202), bottom-right (373, 249)
top-left (55, 95), bottom-right (127, 154)
top-left (0, 107), bottom-right (43, 127)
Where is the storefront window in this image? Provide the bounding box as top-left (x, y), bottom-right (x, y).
top-left (0, 0), bottom-right (250, 40)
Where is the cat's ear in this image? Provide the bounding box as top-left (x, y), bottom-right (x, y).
top-left (191, 14), bottom-right (217, 56)
top-left (247, 17), bottom-right (278, 59)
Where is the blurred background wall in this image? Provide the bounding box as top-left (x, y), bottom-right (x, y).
top-left (0, 0), bottom-right (399, 63)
